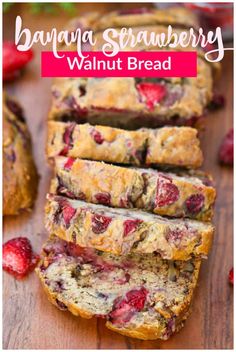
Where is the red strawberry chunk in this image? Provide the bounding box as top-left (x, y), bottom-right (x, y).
top-left (109, 301), bottom-right (135, 325)
top-left (185, 194), bottom-right (204, 215)
top-left (123, 219), bottom-right (143, 237)
top-left (59, 123), bottom-right (76, 156)
top-left (166, 229), bottom-right (184, 245)
top-left (90, 129), bottom-right (104, 144)
top-left (63, 123), bottom-right (76, 145)
top-left (67, 242), bottom-right (115, 272)
top-left (59, 146), bottom-right (69, 156)
top-left (219, 128), bottom-right (233, 166)
top-left (92, 214), bottom-right (112, 234)
top-left (95, 192), bottom-right (111, 206)
top-left (137, 82), bottom-right (167, 111)
top-left (67, 242), bottom-right (96, 259)
top-left (43, 237), bottom-right (68, 256)
top-left (3, 41), bottom-right (33, 81)
top-left (109, 287), bottom-right (148, 325)
top-left (126, 287), bottom-right (148, 310)
top-left (64, 157), bottom-right (75, 170)
top-left (62, 204), bottom-right (76, 227)
top-left (229, 267), bottom-right (233, 285)
top-left (115, 273), bottom-right (131, 285)
top-left (3, 237), bottom-right (39, 279)
top-left (156, 174), bottom-right (179, 207)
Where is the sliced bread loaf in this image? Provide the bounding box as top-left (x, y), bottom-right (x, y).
top-left (48, 65), bottom-right (213, 129)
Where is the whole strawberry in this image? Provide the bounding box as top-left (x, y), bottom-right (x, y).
top-left (3, 237), bottom-right (39, 279)
top-left (3, 41), bottom-right (33, 82)
top-left (219, 129), bottom-right (233, 166)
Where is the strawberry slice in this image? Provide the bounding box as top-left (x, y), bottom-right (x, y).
top-left (90, 129), bottom-right (104, 144)
top-left (109, 287), bottom-right (148, 325)
top-left (64, 157), bottom-right (75, 170)
top-left (136, 82), bottom-right (167, 111)
top-left (3, 41), bottom-right (33, 81)
top-left (156, 174), bottom-right (179, 207)
top-left (62, 204), bottom-right (76, 227)
top-left (92, 214), bottom-right (112, 234)
top-left (3, 237), bottom-right (39, 279)
top-left (59, 123), bottom-right (76, 156)
top-left (123, 219), bottom-right (143, 237)
top-left (185, 194), bottom-right (204, 215)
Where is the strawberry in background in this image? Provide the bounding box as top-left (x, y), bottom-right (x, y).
top-left (3, 41), bottom-right (33, 81)
top-left (219, 129), bottom-right (234, 166)
top-left (229, 268), bottom-right (233, 285)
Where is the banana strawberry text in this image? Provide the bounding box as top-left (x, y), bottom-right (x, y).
top-left (15, 15), bottom-right (230, 63)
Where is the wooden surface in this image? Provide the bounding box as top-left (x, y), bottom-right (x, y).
top-left (3, 3), bottom-right (233, 350)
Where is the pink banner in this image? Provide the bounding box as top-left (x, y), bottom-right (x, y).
top-left (41, 51), bottom-right (197, 78)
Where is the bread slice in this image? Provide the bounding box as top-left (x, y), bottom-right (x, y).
top-left (48, 61), bottom-right (213, 129)
top-left (47, 121), bottom-right (203, 169)
top-left (45, 194), bottom-right (214, 260)
top-left (52, 157), bottom-right (216, 221)
top-left (36, 235), bottom-right (201, 340)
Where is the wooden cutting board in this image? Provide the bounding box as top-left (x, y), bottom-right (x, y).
top-left (3, 3), bottom-right (233, 349)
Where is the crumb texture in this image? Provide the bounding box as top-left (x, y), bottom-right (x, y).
top-left (36, 235), bottom-right (201, 340)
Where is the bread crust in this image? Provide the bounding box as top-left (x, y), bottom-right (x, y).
top-left (105, 308), bottom-right (191, 340)
top-left (47, 121), bottom-right (203, 169)
top-left (3, 93), bottom-right (38, 215)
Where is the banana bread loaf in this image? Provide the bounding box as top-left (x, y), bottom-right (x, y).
top-left (84, 7), bottom-right (199, 31)
top-left (3, 93), bottom-right (38, 215)
top-left (51, 5), bottom-right (219, 129)
top-left (45, 194), bottom-right (214, 259)
top-left (47, 121), bottom-right (203, 168)
top-left (65, 6), bottom-right (199, 35)
top-left (52, 157), bottom-right (216, 221)
top-left (36, 235), bottom-right (201, 340)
